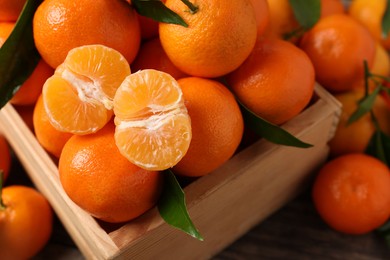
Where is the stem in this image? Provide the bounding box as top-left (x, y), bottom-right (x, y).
top-left (0, 171), bottom-right (5, 210)
top-left (180, 0), bottom-right (198, 14)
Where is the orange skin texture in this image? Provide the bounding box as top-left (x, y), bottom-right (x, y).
top-left (352, 42), bottom-right (390, 91)
top-left (348, 0), bottom-right (390, 50)
top-left (0, 186), bottom-right (53, 259)
top-left (312, 153), bottom-right (390, 235)
top-left (329, 89), bottom-right (390, 157)
top-left (131, 37), bottom-right (187, 80)
top-left (0, 22), bottom-right (13, 46)
top-left (227, 38), bottom-right (315, 125)
top-left (173, 77), bottom-right (244, 177)
top-left (299, 14), bottom-right (376, 93)
top-left (0, 0), bottom-right (25, 22)
top-left (0, 135), bottom-right (11, 181)
top-left (59, 123), bottom-right (163, 223)
top-left (33, 0), bottom-right (140, 68)
top-left (159, 0), bottom-right (257, 78)
top-left (263, 0), bottom-right (344, 40)
top-left (249, 0), bottom-right (270, 36)
top-left (33, 95), bottom-right (73, 158)
top-left (320, 0), bottom-right (345, 17)
top-left (11, 60), bottom-right (54, 106)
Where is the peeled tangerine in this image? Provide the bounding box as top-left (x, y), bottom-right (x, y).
top-left (113, 69), bottom-right (192, 171)
top-left (42, 45), bottom-right (131, 135)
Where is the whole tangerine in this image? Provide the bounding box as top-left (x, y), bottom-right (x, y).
top-left (33, 0), bottom-right (140, 68)
top-left (159, 0), bottom-right (257, 78)
top-left (227, 38), bottom-right (315, 125)
top-left (59, 123), bottom-right (163, 223)
top-left (299, 14), bottom-right (376, 93)
top-left (0, 185), bottom-right (53, 259)
top-left (312, 153), bottom-right (390, 235)
top-left (173, 77), bottom-right (244, 177)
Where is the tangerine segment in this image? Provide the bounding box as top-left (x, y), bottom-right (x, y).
top-left (43, 75), bottom-right (113, 134)
top-left (113, 69), bottom-right (192, 171)
top-left (63, 45), bottom-right (131, 102)
top-left (42, 45), bottom-right (131, 135)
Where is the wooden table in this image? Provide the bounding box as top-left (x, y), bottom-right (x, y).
top-left (8, 156), bottom-right (390, 260)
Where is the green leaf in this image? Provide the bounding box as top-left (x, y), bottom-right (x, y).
top-left (382, 0), bottom-right (390, 38)
top-left (131, 0), bottom-right (188, 27)
top-left (0, 0), bottom-right (42, 109)
top-left (158, 170), bottom-right (203, 241)
top-left (289, 0), bottom-right (321, 29)
top-left (238, 101), bottom-right (313, 148)
top-left (365, 130), bottom-right (390, 166)
top-left (347, 86), bottom-right (381, 125)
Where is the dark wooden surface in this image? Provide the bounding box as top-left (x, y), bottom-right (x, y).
top-left (7, 155), bottom-right (390, 260)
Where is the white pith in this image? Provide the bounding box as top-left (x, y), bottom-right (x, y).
top-left (61, 67), bottom-right (113, 110)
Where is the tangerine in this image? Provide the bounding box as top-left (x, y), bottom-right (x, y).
top-left (0, 185), bottom-right (53, 259)
top-left (10, 60), bottom-right (54, 106)
top-left (0, 22), bottom-right (13, 46)
top-left (348, 0), bottom-right (390, 50)
top-left (59, 123), bottom-right (163, 223)
top-left (299, 14), bottom-right (376, 93)
top-left (173, 77), bottom-right (244, 177)
top-left (33, 0), bottom-right (140, 68)
top-left (227, 38), bottom-right (315, 125)
top-left (42, 44), bottom-right (131, 135)
top-left (159, 0), bottom-right (257, 78)
top-left (0, 0), bottom-right (25, 22)
top-left (33, 95), bottom-right (73, 158)
top-left (328, 89), bottom-right (390, 157)
top-left (131, 37), bottom-right (187, 80)
top-left (113, 69), bottom-right (192, 171)
top-left (312, 153), bottom-right (390, 235)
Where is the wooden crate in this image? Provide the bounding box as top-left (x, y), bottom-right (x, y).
top-left (0, 84), bottom-right (341, 260)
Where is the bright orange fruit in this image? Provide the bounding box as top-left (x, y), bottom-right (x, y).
top-left (227, 38), bottom-right (315, 125)
top-left (42, 44), bottom-right (131, 135)
top-left (59, 123), bottom-right (163, 223)
top-left (33, 95), bottom-right (73, 158)
top-left (113, 69), bottom-right (192, 171)
top-left (313, 153), bottom-right (390, 235)
top-left (0, 185), bottom-right (53, 259)
top-left (299, 14), bottom-right (376, 93)
top-left (159, 0), bottom-right (257, 77)
top-left (33, 0), bottom-right (140, 68)
top-left (173, 77), bottom-right (244, 177)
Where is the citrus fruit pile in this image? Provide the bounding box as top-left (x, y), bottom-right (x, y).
top-left (3, 0), bottom-right (390, 246)
top-left (0, 0), bottom-right (318, 226)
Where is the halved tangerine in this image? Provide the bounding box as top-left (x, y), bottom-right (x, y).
top-left (113, 69), bottom-right (192, 171)
top-left (42, 44), bottom-right (131, 134)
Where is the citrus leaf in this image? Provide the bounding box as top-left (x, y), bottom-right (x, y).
top-left (131, 0), bottom-right (188, 27)
top-left (158, 170), bottom-right (203, 241)
top-left (289, 0), bottom-right (321, 29)
top-left (238, 101), bottom-right (313, 148)
top-left (347, 86), bottom-right (381, 125)
top-left (365, 130), bottom-right (390, 166)
top-left (0, 0), bottom-right (42, 109)
top-left (382, 0), bottom-right (390, 38)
